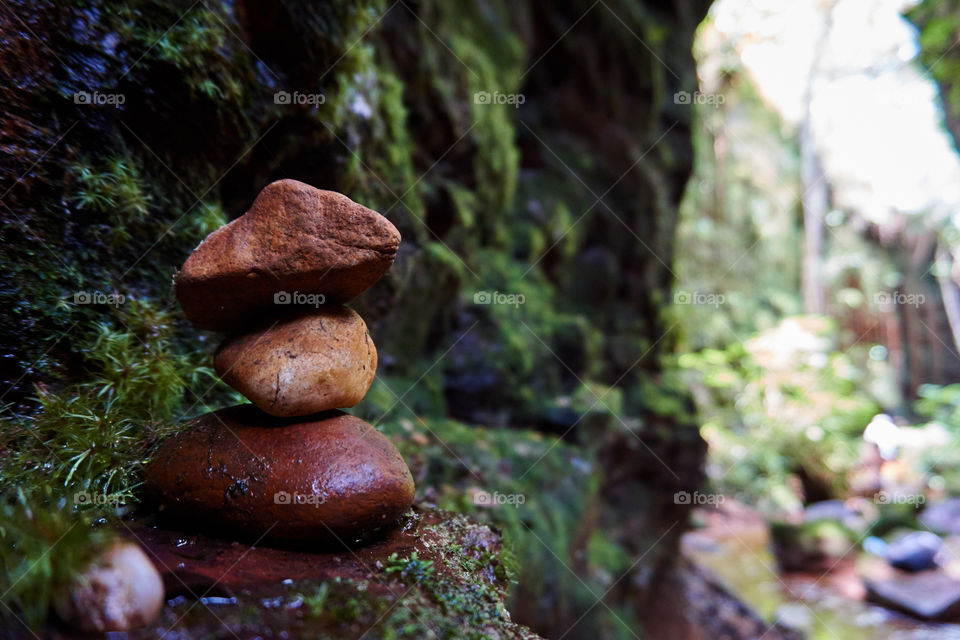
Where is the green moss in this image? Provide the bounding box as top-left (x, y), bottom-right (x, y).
top-left (376, 515), bottom-right (517, 638)
top-left (145, 511), bottom-right (530, 638)
top-left (0, 299), bottom-right (220, 506)
top-left (69, 155), bottom-right (151, 246)
top-left (108, 1), bottom-right (251, 108)
top-left (383, 551), bottom-right (436, 586)
top-left (379, 417), bottom-right (648, 638)
top-left (336, 47), bottom-right (425, 225)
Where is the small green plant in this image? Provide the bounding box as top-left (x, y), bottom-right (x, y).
top-left (70, 155), bottom-right (151, 246)
top-left (680, 316), bottom-right (880, 513)
top-left (0, 299), bottom-right (224, 629)
top-left (82, 301), bottom-right (217, 421)
top-left (300, 581), bottom-right (330, 617)
top-left (384, 551), bottom-right (435, 586)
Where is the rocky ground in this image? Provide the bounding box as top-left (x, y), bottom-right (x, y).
top-left (684, 499), bottom-right (960, 639)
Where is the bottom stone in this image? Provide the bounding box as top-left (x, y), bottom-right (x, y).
top-left (143, 405), bottom-right (415, 545)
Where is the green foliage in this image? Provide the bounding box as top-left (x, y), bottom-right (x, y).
top-left (0, 300), bottom-right (224, 630)
top-left (108, 0), bottom-right (250, 106)
top-left (4, 390), bottom-right (153, 501)
top-left (680, 317), bottom-right (880, 514)
top-left (2, 1), bottom-right (703, 635)
top-left (420, 0), bottom-right (522, 221)
top-left (676, 49), bottom-right (803, 350)
top-left (915, 383), bottom-right (960, 425)
top-left (910, 1), bottom-right (960, 141)
top-left (903, 383), bottom-right (960, 494)
top-left (183, 201), bottom-right (229, 242)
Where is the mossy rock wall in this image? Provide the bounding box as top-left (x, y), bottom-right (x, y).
top-left (1, 1), bottom-right (710, 637)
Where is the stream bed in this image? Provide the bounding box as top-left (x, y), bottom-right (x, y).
top-left (683, 507), bottom-right (960, 640)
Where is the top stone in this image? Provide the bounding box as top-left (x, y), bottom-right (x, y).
top-left (175, 180), bottom-right (400, 331)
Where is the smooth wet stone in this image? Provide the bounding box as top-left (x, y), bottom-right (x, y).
top-left (214, 306), bottom-right (376, 417)
top-left (885, 531), bottom-right (942, 572)
top-left (143, 405), bottom-right (414, 545)
top-left (175, 179), bottom-right (400, 331)
top-left (53, 541), bottom-right (164, 633)
top-left (865, 571), bottom-right (960, 620)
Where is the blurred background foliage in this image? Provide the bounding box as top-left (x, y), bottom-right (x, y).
top-left (676, 0), bottom-right (960, 521)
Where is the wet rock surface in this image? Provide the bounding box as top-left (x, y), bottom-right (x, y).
top-left (143, 405), bottom-right (414, 545)
top-left (174, 179), bottom-right (400, 332)
top-left (865, 571), bottom-right (960, 621)
top-left (214, 307), bottom-right (377, 417)
top-left (884, 531), bottom-right (943, 573)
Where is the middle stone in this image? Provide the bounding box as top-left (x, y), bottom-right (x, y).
top-left (214, 306), bottom-right (376, 417)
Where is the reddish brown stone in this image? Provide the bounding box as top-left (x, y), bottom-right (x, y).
top-left (174, 179), bottom-right (400, 331)
top-left (142, 405), bottom-right (414, 545)
top-left (214, 306), bottom-right (376, 417)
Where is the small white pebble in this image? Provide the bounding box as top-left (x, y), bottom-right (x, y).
top-left (54, 541), bottom-right (164, 633)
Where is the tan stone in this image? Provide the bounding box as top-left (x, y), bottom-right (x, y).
top-left (213, 306), bottom-right (376, 417)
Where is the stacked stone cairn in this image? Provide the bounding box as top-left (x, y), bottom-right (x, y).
top-left (144, 179), bottom-right (414, 545)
